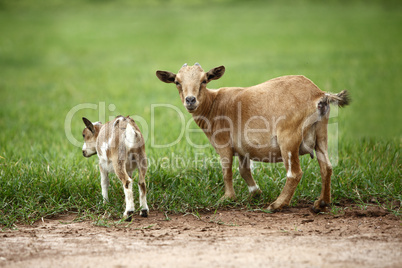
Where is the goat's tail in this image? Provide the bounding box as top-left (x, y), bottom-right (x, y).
top-left (326, 90), bottom-right (351, 108)
top-left (317, 90), bottom-right (351, 116)
top-left (125, 123), bottom-right (137, 148)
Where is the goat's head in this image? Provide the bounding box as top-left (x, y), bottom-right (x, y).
top-left (156, 63), bottom-right (225, 113)
top-left (81, 117), bottom-right (102, 157)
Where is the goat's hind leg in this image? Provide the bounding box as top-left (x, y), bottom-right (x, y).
top-left (137, 163), bottom-right (149, 217)
top-left (313, 123), bottom-right (333, 213)
top-left (114, 160), bottom-right (135, 220)
top-left (99, 165), bottom-right (109, 204)
top-left (268, 146), bottom-right (303, 212)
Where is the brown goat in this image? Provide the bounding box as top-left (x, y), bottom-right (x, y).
top-left (156, 63), bottom-right (350, 212)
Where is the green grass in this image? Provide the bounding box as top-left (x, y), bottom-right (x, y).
top-left (0, 0), bottom-right (401, 228)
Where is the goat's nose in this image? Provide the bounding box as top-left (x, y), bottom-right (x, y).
top-left (185, 96), bottom-right (196, 105)
top-left (82, 151), bottom-right (86, 157)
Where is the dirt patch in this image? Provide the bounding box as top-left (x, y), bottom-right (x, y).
top-left (1, 205), bottom-right (401, 268)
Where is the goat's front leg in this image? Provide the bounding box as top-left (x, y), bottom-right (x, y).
top-left (218, 151), bottom-right (235, 201)
top-left (238, 155), bottom-right (262, 197)
top-left (99, 165), bottom-right (109, 203)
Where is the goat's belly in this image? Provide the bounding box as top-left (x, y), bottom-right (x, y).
top-left (250, 150), bottom-right (283, 163)
top-left (234, 138), bottom-right (283, 163)
top-left (234, 132), bottom-right (316, 163)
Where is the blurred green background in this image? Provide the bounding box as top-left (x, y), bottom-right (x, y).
top-left (0, 0), bottom-right (400, 225)
top-left (1, 0), bottom-right (400, 144)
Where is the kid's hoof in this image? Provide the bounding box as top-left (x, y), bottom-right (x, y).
top-left (140, 209), bottom-right (149, 218)
top-left (124, 211), bottom-right (134, 222)
top-left (250, 188), bottom-right (263, 198)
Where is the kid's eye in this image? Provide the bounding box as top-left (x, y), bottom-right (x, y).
top-left (201, 80), bottom-right (207, 84)
top-left (175, 81), bottom-right (180, 86)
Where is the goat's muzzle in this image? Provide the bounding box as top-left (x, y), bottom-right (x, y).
top-left (185, 96), bottom-right (198, 112)
top-left (82, 150), bottom-right (95, 158)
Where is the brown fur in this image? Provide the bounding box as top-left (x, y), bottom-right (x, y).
top-left (156, 64), bottom-right (350, 212)
top-left (82, 116), bottom-right (149, 218)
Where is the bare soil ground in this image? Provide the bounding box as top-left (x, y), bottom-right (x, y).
top-left (0, 205), bottom-right (401, 268)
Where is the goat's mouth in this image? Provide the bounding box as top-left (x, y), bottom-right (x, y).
top-left (82, 151), bottom-right (97, 158)
top-left (186, 105), bottom-right (198, 113)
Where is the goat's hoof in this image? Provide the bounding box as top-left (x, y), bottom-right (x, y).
top-left (311, 200), bottom-right (329, 213)
top-left (267, 206), bottom-right (281, 213)
top-left (217, 195), bottom-right (236, 206)
top-left (124, 211), bottom-right (134, 222)
top-left (250, 188), bottom-right (263, 198)
top-left (267, 201), bottom-right (285, 213)
top-left (140, 209), bottom-right (149, 218)
top-left (219, 194), bottom-right (236, 202)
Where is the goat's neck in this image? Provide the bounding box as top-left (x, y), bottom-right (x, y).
top-left (192, 88), bottom-right (218, 130)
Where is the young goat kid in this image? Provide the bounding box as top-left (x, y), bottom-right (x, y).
top-left (82, 116), bottom-right (149, 219)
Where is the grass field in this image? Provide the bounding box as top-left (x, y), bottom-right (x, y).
top-left (0, 0), bottom-right (401, 228)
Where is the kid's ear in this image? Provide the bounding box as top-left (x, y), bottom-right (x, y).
top-left (206, 65), bottom-right (225, 82)
top-left (156, 70), bottom-right (176, 83)
top-left (82, 117), bottom-right (95, 134)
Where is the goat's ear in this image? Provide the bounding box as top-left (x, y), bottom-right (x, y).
top-left (156, 71), bottom-right (176, 83)
top-left (82, 117), bottom-right (95, 134)
top-left (206, 66), bottom-right (225, 82)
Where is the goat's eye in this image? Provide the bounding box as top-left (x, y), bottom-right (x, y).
top-left (175, 81), bottom-right (180, 86)
top-left (201, 80), bottom-right (207, 85)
